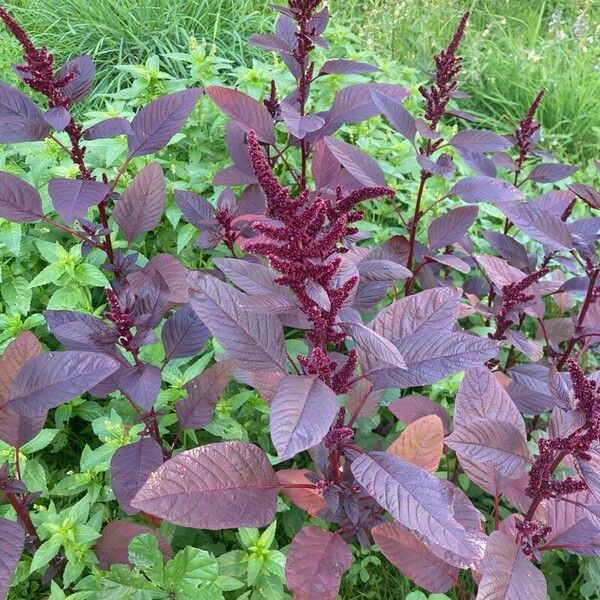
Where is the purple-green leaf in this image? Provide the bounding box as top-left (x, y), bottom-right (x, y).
top-left (131, 441), bottom-right (279, 529)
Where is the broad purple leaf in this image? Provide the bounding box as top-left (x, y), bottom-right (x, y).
top-left (345, 379), bottom-right (385, 421)
top-left (578, 449), bottom-right (600, 501)
top-left (455, 367), bottom-right (525, 435)
top-left (445, 419), bottom-right (529, 479)
top-left (369, 331), bottom-right (499, 389)
top-left (415, 118), bottom-right (442, 140)
top-left (544, 518), bottom-right (600, 555)
top-left (371, 89), bottom-right (416, 143)
top-left (449, 129), bottom-right (512, 152)
top-left (370, 287), bottom-right (462, 343)
top-left (429, 253), bottom-right (471, 274)
top-left (389, 394), bottom-right (451, 434)
top-left (372, 521), bottom-right (458, 593)
top-left (0, 332), bottom-right (45, 448)
top-left (568, 183), bottom-right (600, 209)
top-left (357, 259), bottom-right (412, 281)
top-left (319, 59), bottom-right (378, 75)
top-left (448, 176), bottom-right (523, 204)
top-left (114, 162), bottom-right (165, 244)
top-left (127, 88), bottom-right (202, 157)
top-left (0, 172), bottom-right (42, 222)
top-left (214, 257), bottom-right (281, 296)
top-left (248, 33), bottom-right (293, 53)
top-left (324, 136), bottom-right (385, 186)
top-left (58, 55), bottom-right (95, 103)
top-left (118, 364), bottom-right (161, 411)
top-left (83, 117), bottom-right (133, 140)
top-left (213, 121), bottom-right (258, 186)
top-left (351, 451), bottom-right (484, 563)
top-left (128, 254), bottom-right (190, 305)
top-left (311, 138), bottom-right (340, 191)
top-left (206, 86), bottom-right (274, 143)
top-left (428, 206), bottom-right (478, 250)
top-left (341, 322), bottom-right (406, 369)
top-left (8, 351), bottom-right (121, 417)
top-left (131, 441), bottom-right (278, 529)
top-left (48, 178), bottom-right (109, 224)
top-left (498, 202), bottom-right (572, 252)
top-left (176, 360), bottom-right (236, 430)
top-left (285, 526), bottom-right (352, 600)
top-left (476, 531), bottom-right (546, 600)
top-left (270, 375), bottom-right (339, 460)
top-left (493, 151), bottom-right (519, 171)
top-left (528, 162), bottom-right (578, 184)
top-left (111, 437), bottom-right (164, 514)
top-left (482, 231), bottom-right (530, 271)
top-left (321, 82), bottom-right (409, 137)
top-left (507, 364), bottom-right (565, 414)
top-left (43, 106), bottom-right (70, 131)
top-left (188, 273), bottom-right (286, 372)
top-left (44, 309), bottom-right (118, 351)
top-left (0, 517), bottom-right (25, 599)
top-left (417, 153), bottom-right (456, 180)
top-left (276, 469), bottom-right (327, 516)
top-left (280, 102), bottom-right (325, 139)
top-left (162, 304), bottom-right (210, 361)
top-left (93, 520), bottom-right (172, 570)
top-left (0, 82), bottom-right (50, 142)
top-left (454, 146), bottom-right (496, 177)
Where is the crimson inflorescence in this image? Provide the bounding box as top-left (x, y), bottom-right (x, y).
top-left (516, 519), bottom-right (552, 558)
top-left (525, 360), bottom-right (600, 501)
top-left (515, 90), bottom-right (545, 170)
top-left (246, 129), bottom-right (394, 393)
top-left (418, 11), bottom-right (470, 132)
top-left (490, 267), bottom-right (550, 341)
top-left (104, 288), bottom-right (134, 347)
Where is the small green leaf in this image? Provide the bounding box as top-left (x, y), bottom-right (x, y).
top-left (30, 537), bottom-right (62, 573)
top-left (74, 263), bottom-right (110, 287)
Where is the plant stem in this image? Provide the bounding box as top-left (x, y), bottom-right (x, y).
top-left (5, 492), bottom-right (41, 549)
top-left (404, 170), bottom-right (429, 293)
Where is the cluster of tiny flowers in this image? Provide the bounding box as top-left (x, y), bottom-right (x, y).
top-left (515, 90), bottom-right (544, 170)
top-left (246, 130), bottom-right (393, 392)
top-left (526, 361), bottom-right (599, 500)
top-left (515, 520), bottom-right (552, 558)
top-left (104, 288), bottom-right (134, 347)
top-left (324, 408), bottom-right (355, 449)
top-left (0, 8), bottom-right (90, 178)
top-left (489, 267), bottom-right (549, 341)
top-left (418, 11), bottom-right (470, 131)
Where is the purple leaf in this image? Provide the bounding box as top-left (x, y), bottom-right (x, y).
top-left (506, 330), bottom-right (543, 361)
top-left (498, 203), bottom-right (573, 252)
top-left (358, 259), bottom-right (412, 281)
top-left (445, 419), bottom-right (529, 479)
top-left (128, 88), bottom-right (202, 157)
top-left (447, 109), bottom-right (479, 122)
top-left (324, 136), bottom-right (385, 186)
top-left (131, 441), bottom-right (279, 529)
top-left (507, 364), bottom-right (560, 414)
top-left (372, 521), bottom-right (459, 593)
top-left (370, 287), bottom-right (462, 342)
top-left (270, 375), bottom-right (339, 460)
top-left (128, 254), bottom-right (190, 306)
top-left (577, 450), bottom-right (600, 501)
top-left (319, 59), bottom-right (379, 75)
top-left (114, 162), bottom-right (165, 244)
top-left (43, 106), bottom-right (70, 131)
top-left (83, 117), bottom-right (133, 140)
top-left (162, 304), bottom-right (210, 361)
top-left (476, 531), bottom-right (546, 600)
top-left (0, 171), bottom-right (43, 222)
top-left (371, 89), bottom-right (416, 143)
top-left (0, 82), bottom-right (50, 142)
top-left (311, 138), bottom-right (340, 191)
top-left (345, 379), bottom-right (385, 421)
top-left (528, 162), bottom-right (578, 184)
top-left (492, 152), bottom-right (519, 171)
top-left (118, 364), bottom-right (161, 411)
top-left (44, 310), bottom-right (118, 351)
top-left (428, 206), bottom-right (478, 250)
top-left (213, 121), bottom-right (258, 186)
top-left (429, 253), bottom-right (471, 274)
top-left (351, 451), bottom-right (484, 564)
top-left (454, 146), bottom-right (497, 177)
top-left (176, 360), bottom-right (236, 429)
top-left (174, 189), bottom-right (215, 228)
top-left (482, 231), bottom-right (530, 271)
top-left (214, 257), bottom-right (283, 296)
top-left (206, 86), bottom-right (274, 143)
top-left (456, 368), bottom-right (525, 434)
top-left (188, 273), bottom-right (286, 372)
top-left (568, 183), bottom-right (600, 209)
top-left (48, 178), bottom-right (109, 224)
top-left (286, 526), bottom-right (352, 600)
top-left (417, 153), bottom-right (456, 179)
top-left (415, 118), bottom-right (442, 140)
top-left (57, 55), bottom-right (95, 103)
top-left (0, 332), bottom-right (45, 448)
top-left (248, 33), bottom-right (293, 53)
top-left (111, 437), bottom-right (164, 514)
top-left (0, 517), bottom-right (25, 599)
top-left (280, 102), bottom-right (325, 139)
top-left (389, 394), bottom-right (451, 434)
top-left (448, 176), bottom-right (523, 204)
top-left (449, 129), bottom-right (512, 153)
top-left (93, 520), bottom-right (172, 570)
top-left (8, 351), bottom-right (121, 417)
top-left (369, 331), bottom-right (499, 389)
top-left (340, 322), bottom-right (406, 369)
